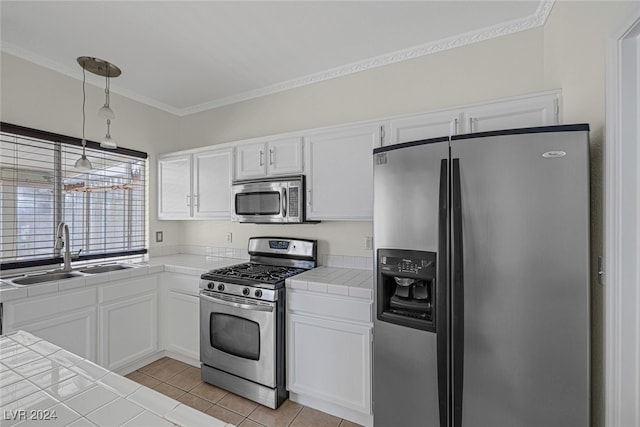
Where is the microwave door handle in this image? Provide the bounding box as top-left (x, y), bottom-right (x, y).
top-left (282, 188), bottom-right (287, 217)
top-left (200, 293), bottom-right (273, 312)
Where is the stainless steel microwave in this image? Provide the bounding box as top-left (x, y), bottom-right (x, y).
top-left (231, 175), bottom-right (316, 223)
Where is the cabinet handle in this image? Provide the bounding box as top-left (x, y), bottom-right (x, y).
top-left (307, 189), bottom-right (312, 207)
top-left (193, 194), bottom-right (199, 208)
top-left (451, 118), bottom-right (459, 136)
top-left (468, 117), bottom-right (474, 133)
top-left (259, 150), bottom-right (264, 166)
top-left (186, 194), bottom-right (191, 207)
top-left (269, 148), bottom-right (274, 165)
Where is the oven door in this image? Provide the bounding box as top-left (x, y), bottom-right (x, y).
top-left (199, 291), bottom-right (276, 387)
top-left (232, 181), bottom-right (286, 223)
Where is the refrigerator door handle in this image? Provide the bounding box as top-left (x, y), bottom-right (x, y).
top-left (437, 158), bottom-right (449, 427)
top-left (452, 158), bottom-right (464, 427)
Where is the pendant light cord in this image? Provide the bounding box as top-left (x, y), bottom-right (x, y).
top-left (82, 62), bottom-right (87, 155)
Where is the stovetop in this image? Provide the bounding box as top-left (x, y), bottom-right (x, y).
top-left (201, 262), bottom-right (307, 287)
top-left (200, 237), bottom-right (317, 291)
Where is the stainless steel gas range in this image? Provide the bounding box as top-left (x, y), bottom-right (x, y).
top-left (199, 237), bottom-right (317, 409)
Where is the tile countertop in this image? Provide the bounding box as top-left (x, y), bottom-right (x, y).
top-left (286, 266), bottom-right (374, 300)
top-left (0, 331), bottom-right (233, 427)
top-left (146, 254), bottom-right (246, 276)
top-left (0, 255), bottom-right (245, 302)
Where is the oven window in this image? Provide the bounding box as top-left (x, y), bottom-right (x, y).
top-left (236, 192), bottom-right (280, 215)
top-left (210, 313), bottom-right (260, 360)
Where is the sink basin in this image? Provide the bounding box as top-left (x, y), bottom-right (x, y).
top-left (12, 271), bottom-right (85, 285)
top-left (79, 264), bottom-right (133, 274)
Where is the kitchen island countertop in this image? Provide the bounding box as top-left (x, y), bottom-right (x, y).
top-left (0, 330), bottom-right (233, 427)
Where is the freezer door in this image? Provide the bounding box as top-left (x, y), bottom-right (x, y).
top-left (450, 127), bottom-right (590, 427)
top-left (373, 138), bottom-right (449, 427)
top-left (373, 138), bottom-right (449, 251)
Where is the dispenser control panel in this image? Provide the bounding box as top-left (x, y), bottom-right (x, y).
top-left (379, 250), bottom-right (436, 278)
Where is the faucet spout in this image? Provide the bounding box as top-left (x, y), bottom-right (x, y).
top-left (55, 222), bottom-right (72, 272)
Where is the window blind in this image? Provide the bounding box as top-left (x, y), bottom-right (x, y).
top-left (0, 123), bottom-right (147, 270)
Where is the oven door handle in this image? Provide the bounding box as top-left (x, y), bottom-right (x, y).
top-left (200, 293), bottom-right (274, 312)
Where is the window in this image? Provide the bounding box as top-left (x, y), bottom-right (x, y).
top-left (1, 123), bottom-right (147, 269)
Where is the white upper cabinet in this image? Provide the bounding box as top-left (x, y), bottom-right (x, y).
top-left (235, 136), bottom-right (303, 180)
top-left (305, 124), bottom-right (378, 220)
top-left (382, 91), bottom-right (560, 145)
top-left (158, 147), bottom-right (232, 220)
top-left (461, 91), bottom-right (560, 134)
top-left (384, 109), bottom-right (462, 146)
top-left (193, 149), bottom-right (233, 218)
top-left (157, 154), bottom-right (192, 219)
top-left (235, 141), bottom-right (267, 179)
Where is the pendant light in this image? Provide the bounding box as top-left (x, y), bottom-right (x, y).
top-left (74, 60), bottom-right (92, 171)
top-left (76, 56), bottom-right (122, 150)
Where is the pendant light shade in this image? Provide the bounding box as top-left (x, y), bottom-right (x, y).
top-left (74, 141), bottom-right (93, 171)
top-left (98, 104), bottom-right (115, 120)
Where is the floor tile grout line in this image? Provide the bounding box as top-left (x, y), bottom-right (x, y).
top-left (130, 358), bottom-right (359, 427)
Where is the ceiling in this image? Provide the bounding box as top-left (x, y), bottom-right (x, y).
top-left (1, 1), bottom-right (551, 117)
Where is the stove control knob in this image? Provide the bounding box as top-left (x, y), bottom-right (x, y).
top-left (207, 282), bottom-right (214, 289)
top-left (242, 287), bottom-right (250, 296)
top-left (217, 283), bottom-right (225, 292)
top-left (254, 289), bottom-right (263, 298)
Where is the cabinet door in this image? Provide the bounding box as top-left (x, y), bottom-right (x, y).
top-left (99, 292), bottom-right (158, 371)
top-left (166, 291), bottom-right (200, 361)
top-left (267, 137), bottom-right (303, 176)
top-left (386, 110), bottom-right (461, 145)
top-left (305, 124), bottom-right (377, 220)
top-left (462, 92), bottom-right (560, 134)
top-left (288, 313), bottom-right (372, 414)
top-left (235, 141), bottom-right (268, 179)
top-left (193, 149), bottom-right (232, 218)
top-left (158, 154), bottom-right (192, 219)
top-left (9, 308), bottom-right (98, 362)
top-left (2, 288), bottom-right (98, 361)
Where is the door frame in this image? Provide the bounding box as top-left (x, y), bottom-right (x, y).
top-left (604, 6), bottom-right (640, 427)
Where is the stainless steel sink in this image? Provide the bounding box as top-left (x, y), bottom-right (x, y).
top-left (11, 271), bottom-right (85, 285)
top-left (79, 264), bottom-right (133, 274)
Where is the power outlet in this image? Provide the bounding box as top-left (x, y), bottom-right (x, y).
top-left (364, 236), bottom-right (373, 250)
top-left (155, 231), bottom-right (163, 243)
top-left (226, 232), bottom-right (233, 243)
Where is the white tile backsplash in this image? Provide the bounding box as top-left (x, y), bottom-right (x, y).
top-left (323, 254), bottom-right (372, 270)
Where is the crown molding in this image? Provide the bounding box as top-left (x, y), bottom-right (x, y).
top-left (2, 1), bottom-right (554, 117)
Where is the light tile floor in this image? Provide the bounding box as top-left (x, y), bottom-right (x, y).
top-left (126, 357), bottom-right (362, 427)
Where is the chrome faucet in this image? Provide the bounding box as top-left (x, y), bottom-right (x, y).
top-left (55, 222), bottom-right (73, 272)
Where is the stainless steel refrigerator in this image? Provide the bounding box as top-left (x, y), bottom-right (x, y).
top-left (372, 124), bottom-right (590, 427)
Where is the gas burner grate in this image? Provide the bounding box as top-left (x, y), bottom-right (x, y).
top-left (202, 262), bottom-right (306, 285)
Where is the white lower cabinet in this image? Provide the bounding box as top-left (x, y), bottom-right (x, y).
top-left (3, 273), bottom-right (162, 372)
top-left (98, 295), bottom-right (157, 371)
top-left (166, 291), bottom-right (200, 361)
top-left (287, 290), bottom-right (373, 426)
top-left (159, 272), bottom-right (201, 364)
top-left (2, 288), bottom-right (98, 361)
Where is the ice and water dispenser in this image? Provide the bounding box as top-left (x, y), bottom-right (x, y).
top-left (376, 249), bottom-right (436, 332)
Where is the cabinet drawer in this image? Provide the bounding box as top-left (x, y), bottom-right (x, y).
top-left (287, 290), bottom-right (372, 324)
top-left (4, 288), bottom-right (96, 326)
top-left (99, 276), bottom-right (157, 303)
top-left (161, 272), bottom-right (200, 295)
